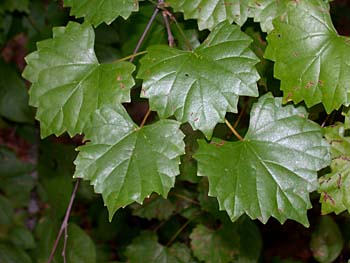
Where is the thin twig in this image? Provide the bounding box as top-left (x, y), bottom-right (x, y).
top-left (170, 193), bottom-right (200, 205)
top-left (233, 101), bottom-right (249, 129)
top-left (166, 213), bottom-right (200, 247)
top-left (129, 6), bottom-right (160, 62)
top-left (115, 50), bottom-right (148, 63)
top-left (62, 225), bottom-right (68, 263)
top-left (47, 179), bottom-right (81, 263)
top-left (161, 5), bottom-right (175, 47)
top-left (140, 109), bottom-right (151, 128)
top-left (225, 118), bottom-right (243, 141)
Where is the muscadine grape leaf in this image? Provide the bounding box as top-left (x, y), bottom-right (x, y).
top-left (168, 0), bottom-right (250, 31)
top-left (73, 105), bottom-right (185, 220)
top-left (126, 231), bottom-right (193, 263)
top-left (131, 194), bottom-right (175, 220)
top-left (22, 22), bottom-right (135, 137)
top-left (138, 21), bottom-right (259, 139)
top-left (318, 123), bottom-right (350, 215)
top-left (63, 0), bottom-right (139, 26)
top-left (195, 93), bottom-right (331, 226)
top-left (249, 0), bottom-right (288, 33)
top-left (264, 0), bottom-right (350, 113)
top-left (190, 218), bottom-right (262, 263)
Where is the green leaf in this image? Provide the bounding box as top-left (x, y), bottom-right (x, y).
top-left (310, 216), bottom-right (343, 263)
top-left (0, 147), bottom-right (34, 178)
top-left (0, 243), bottom-right (32, 263)
top-left (190, 218), bottom-right (262, 263)
top-left (194, 93), bottom-right (331, 226)
top-left (63, 0), bottom-right (139, 26)
top-left (249, 0), bottom-right (288, 33)
top-left (23, 22), bottom-right (135, 137)
top-left (74, 105), bottom-right (185, 220)
top-left (8, 226), bottom-right (36, 250)
top-left (168, 0), bottom-right (250, 30)
top-left (131, 194), bottom-right (175, 221)
top-left (0, 60), bottom-right (33, 123)
top-left (138, 21), bottom-right (259, 138)
top-left (126, 231), bottom-right (193, 263)
top-left (318, 123), bottom-right (350, 215)
top-left (0, 0), bottom-right (29, 13)
top-left (0, 196), bottom-right (14, 226)
top-left (264, 0), bottom-right (350, 113)
top-left (66, 224), bottom-right (96, 263)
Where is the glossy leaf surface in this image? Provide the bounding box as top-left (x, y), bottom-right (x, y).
top-left (138, 21), bottom-right (259, 138)
top-left (195, 93), bottom-right (331, 226)
top-left (168, 0), bottom-right (250, 30)
top-left (318, 123), bottom-right (350, 215)
top-left (23, 22), bottom-right (135, 137)
top-left (265, 0), bottom-right (350, 112)
top-left (74, 105), bottom-right (185, 219)
top-left (64, 0), bottom-right (139, 26)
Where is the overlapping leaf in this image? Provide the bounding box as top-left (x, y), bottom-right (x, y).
top-left (195, 93), bottom-right (331, 226)
top-left (22, 22), bottom-right (135, 137)
top-left (249, 0), bottom-right (288, 33)
top-left (190, 218), bottom-right (262, 263)
top-left (318, 123), bottom-right (350, 215)
top-left (64, 0), bottom-right (139, 26)
top-left (138, 21), bottom-right (259, 138)
top-left (126, 232), bottom-right (193, 263)
top-left (265, 0), bottom-right (350, 113)
top-left (168, 0), bottom-right (250, 30)
top-left (73, 105), bottom-right (185, 219)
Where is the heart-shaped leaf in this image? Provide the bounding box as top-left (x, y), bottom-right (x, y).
top-left (265, 0), bottom-right (350, 112)
top-left (73, 105), bottom-right (185, 219)
top-left (23, 22), bottom-right (135, 137)
top-left (138, 21), bottom-right (259, 138)
top-left (195, 93), bottom-right (331, 226)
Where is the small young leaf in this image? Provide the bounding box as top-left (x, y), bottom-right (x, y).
top-left (190, 218), bottom-right (262, 263)
top-left (131, 194), bottom-right (175, 221)
top-left (310, 216), bottom-right (344, 263)
top-left (74, 105), bottom-right (185, 220)
top-left (265, 0), bottom-right (350, 112)
top-left (138, 21), bottom-right (259, 138)
top-left (126, 231), bottom-right (192, 263)
top-left (64, 0), bottom-right (139, 26)
top-left (168, 0), bottom-right (250, 30)
top-left (23, 22), bottom-right (135, 137)
top-left (318, 123), bottom-right (350, 215)
top-left (195, 93), bottom-right (331, 226)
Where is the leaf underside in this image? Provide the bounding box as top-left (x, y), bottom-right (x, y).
top-left (138, 21), bottom-right (259, 139)
top-left (23, 22), bottom-right (135, 137)
top-left (195, 93), bottom-right (330, 226)
top-left (265, 0), bottom-right (350, 113)
top-left (73, 105), bottom-right (185, 220)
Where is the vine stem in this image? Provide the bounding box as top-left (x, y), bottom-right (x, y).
top-left (116, 50), bottom-right (148, 62)
top-left (140, 109), bottom-right (151, 128)
top-left (129, 6), bottom-right (160, 62)
top-left (225, 118), bottom-right (243, 141)
top-left (47, 179), bottom-right (81, 263)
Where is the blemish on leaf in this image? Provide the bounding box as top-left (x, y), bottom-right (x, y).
top-left (305, 81), bottom-right (315, 89)
top-left (323, 192), bottom-right (335, 205)
top-left (337, 174), bottom-right (342, 189)
top-left (120, 83), bottom-right (125, 89)
top-left (285, 92), bottom-right (293, 101)
top-left (210, 140), bottom-right (225, 147)
top-left (194, 117), bottom-right (199, 122)
top-left (318, 80), bottom-right (324, 86)
top-left (116, 75), bottom-right (122, 81)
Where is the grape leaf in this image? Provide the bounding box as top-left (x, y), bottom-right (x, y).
top-left (249, 0), bottom-right (288, 33)
top-left (131, 194), bottom-right (175, 220)
top-left (318, 123), bottom-right (350, 215)
top-left (73, 105), bottom-right (185, 219)
top-left (63, 0), bottom-right (139, 26)
top-left (22, 22), bottom-right (135, 137)
top-left (190, 218), bottom-right (262, 263)
top-left (264, 0), bottom-right (350, 113)
top-left (168, 0), bottom-right (250, 30)
top-left (195, 93), bottom-right (331, 226)
top-left (126, 231), bottom-right (193, 263)
top-left (310, 216), bottom-right (343, 263)
top-left (138, 21), bottom-right (259, 138)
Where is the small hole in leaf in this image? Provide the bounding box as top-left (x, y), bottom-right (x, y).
top-left (277, 34), bottom-right (281, 38)
top-left (185, 73), bottom-right (189, 77)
